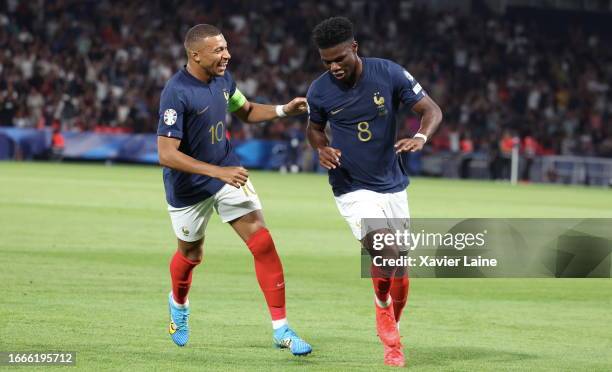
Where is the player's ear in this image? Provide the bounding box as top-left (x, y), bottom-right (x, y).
top-left (351, 40), bottom-right (358, 54)
top-left (191, 50), bottom-right (200, 62)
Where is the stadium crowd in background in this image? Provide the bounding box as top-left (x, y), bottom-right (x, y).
top-left (1, 0), bottom-right (611, 158)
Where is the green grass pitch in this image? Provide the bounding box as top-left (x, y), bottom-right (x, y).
top-left (1, 162), bottom-right (611, 371)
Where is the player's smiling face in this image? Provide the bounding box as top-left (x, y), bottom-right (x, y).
top-left (192, 34), bottom-right (231, 78)
top-left (319, 40), bottom-right (359, 83)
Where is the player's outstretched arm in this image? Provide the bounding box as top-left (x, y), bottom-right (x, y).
top-left (233, 97), bottom-right (308, 123)
top-left (157, 136), bottom-right (248, 188)
top-left (394, 95), bottom-right (443, 153)
top-left (306, 121), bottom-right (341, 169)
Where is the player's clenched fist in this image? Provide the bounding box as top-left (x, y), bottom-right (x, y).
top-left (394, 137), bottom-right (425, 153)
top-left (282, 97), bottom-right (309, 116)
top-left (215, 166), bottom-right (249, 188)
top-left (317, 146), bottom-right (342, 170)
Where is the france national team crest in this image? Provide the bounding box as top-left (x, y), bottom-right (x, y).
top-left (163, 109), bottom-right (177, 125)
top-left (181, 226), bottom-right (190, 236)
top-left (373, 92), bottom-right (387, 116)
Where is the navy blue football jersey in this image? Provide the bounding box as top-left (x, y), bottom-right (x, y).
top-left (157, 68), bottom-right (245, 207)
top-left (306, 58), bottom-right (426, 196)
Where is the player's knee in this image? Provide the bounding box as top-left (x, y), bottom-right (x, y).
top-left (394, 263), bottom-right (407, 278)
top-left (365, 244), bottom-right (401, 261)
top-left (365, 239), bottom-right (402, 277)
top-left (386, 245), bottom-right (402, 259)
top-left (178, 238), bottom-right (204, 262)
top-left (246, 228), bottom-right (276, 256)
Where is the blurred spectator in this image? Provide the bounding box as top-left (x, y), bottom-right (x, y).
top-left (522, 133), bottom-right (539, 181)
top-left (459, 132), bottom-right (474, 179)
top-left (490, 130), bottom-right (515, 180)
top-left (50, 124), bottom-right (65, 161)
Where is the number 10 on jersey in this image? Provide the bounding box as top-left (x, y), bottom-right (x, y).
top-left (209, 121), bottom-right (224, 144)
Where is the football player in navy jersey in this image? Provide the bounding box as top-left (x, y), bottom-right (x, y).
top-left (306, 17), bottom-right (442, 367)
top-left (157, 24), bottom-right (311, 356)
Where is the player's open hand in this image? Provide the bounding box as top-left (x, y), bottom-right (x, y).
top-left (318, 146), bottom-right (341, 169)
top-left (394, 137), bottom-right (425, 153)
top-left (216, 166), bottom-right (249, 188)
top-left (282, 97), bottom-right (309, 116)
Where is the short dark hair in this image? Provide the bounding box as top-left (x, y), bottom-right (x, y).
top-left (312, 17), bottom-right (354, 49)
top-left (184, 24), bottom-right (221, 50)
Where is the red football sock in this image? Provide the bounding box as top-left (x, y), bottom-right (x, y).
top-left (371, 264), bottom-right (395, 304)
top-left (169, 250), bottom-right (201, 304)
top-left (246, 228), bottom-right (286, 320)
top-left (390, 275), bottom-right (409, 321)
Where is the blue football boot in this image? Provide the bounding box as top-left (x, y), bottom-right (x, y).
top-left (273, 325), bottom-right (312, 356)
top-left (168, 292), bottom-right (190, 346)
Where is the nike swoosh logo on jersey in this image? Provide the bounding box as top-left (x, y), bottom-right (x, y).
top-left (197, 106), bottom-right (210, 115)
top-left (330, 107), bottom-right (344, 115)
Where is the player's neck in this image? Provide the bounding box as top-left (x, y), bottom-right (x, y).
top-left (345, 57), bottom-right (363, 88)
top-left (186, 62), bottom-right (212, 83)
